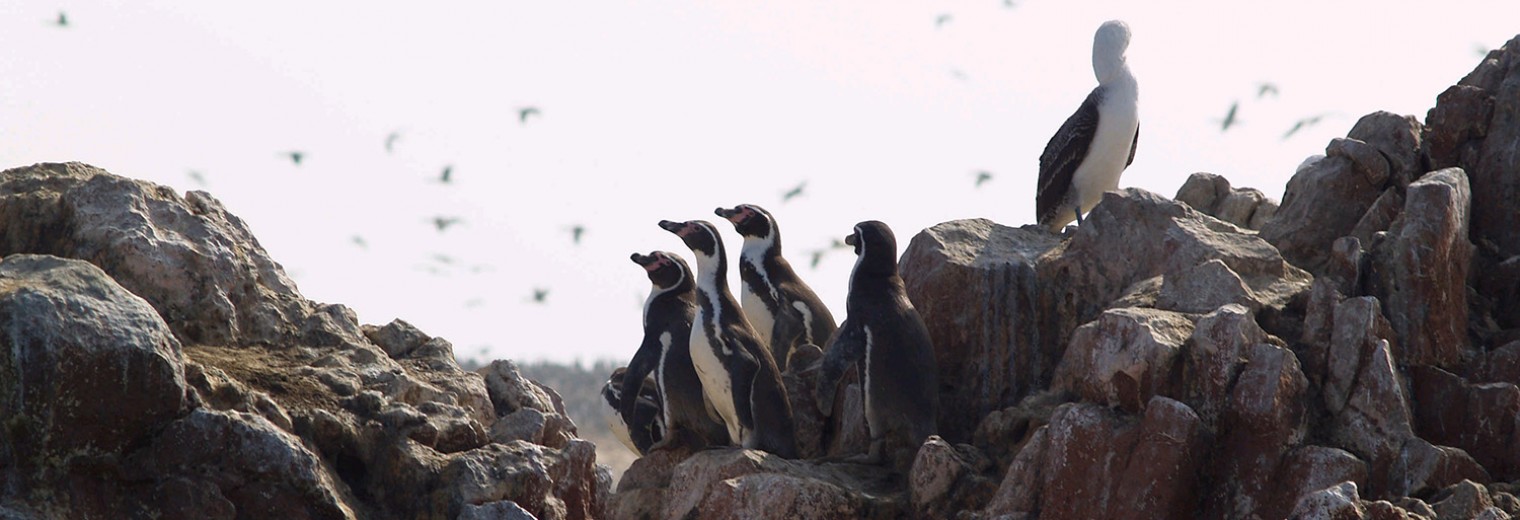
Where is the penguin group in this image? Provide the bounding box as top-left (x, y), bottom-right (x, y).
top-left (599, 205), bottom-right (940, 472)
top-left (601, 19), bottom-right (1141, 471)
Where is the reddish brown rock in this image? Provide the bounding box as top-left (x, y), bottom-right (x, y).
top-left (1174, 172), bottom-right (1279, 230)
top-left (1207, 343), bottom-right (1308, 520)
top-left (1392, 437), bottom-right (1490, 497)
top-left (661, 449), bottom-right (902, 520)
top-left (1370, 168), bottom-right (1473, 368)
top-left (1183, 304), bottom-right (1273, 426)
top-left (1291, 482), bottom-right (1366, 520)
top-left (1052, 307), bottom-right (1192, 411)
top-left (900, 218), bottom-right (1061, 442)
top-left (1273, 446), bottom-right (1369, 513)
top-left (1409, 365), bottom-right (1519, 480)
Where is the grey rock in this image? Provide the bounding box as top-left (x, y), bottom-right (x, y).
top-left (1290, 482), bottom-right (1365, 520)
top-left (1370, 168), bottom-right (1473, 368)
top-left (1051, 307), bottom-right (1193, 411)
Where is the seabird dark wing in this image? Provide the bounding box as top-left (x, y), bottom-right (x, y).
top-left (1037, 87), bottom-right (1102, 225)
top-left (1126, 123), bottom-right (1139, 167)
top-left (620, 334), bottom-right (663, 426)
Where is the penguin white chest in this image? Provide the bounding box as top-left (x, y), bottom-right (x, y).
top-left (741, 285), bottom-right (776, 346)
top-left (690, 317), bottom-right (740, 442)
top-left (602, 397), bottom-right (639, 455)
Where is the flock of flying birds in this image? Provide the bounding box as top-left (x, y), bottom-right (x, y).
top-left (42, 8), bottom-right (1419, 310)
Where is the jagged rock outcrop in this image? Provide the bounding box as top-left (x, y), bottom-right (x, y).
top-left (600, 34), bottom-right (1520, 520)
top-left (0, 163), bottom-right (608, 519)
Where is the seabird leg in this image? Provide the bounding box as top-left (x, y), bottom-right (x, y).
top-left (1074, 207), bottom-right (1084, 226)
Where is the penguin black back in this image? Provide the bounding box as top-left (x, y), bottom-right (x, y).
top-left (818, 220), bottom-right (939, 472)
top-left (622, 251), bottom-right (730, 449)
top-left (659, 219), bottom-right (799, 458)
top-left (716, 204), bottom-right (838, 371)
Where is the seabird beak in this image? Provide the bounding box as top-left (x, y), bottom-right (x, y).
top-left (845, 233), bottom-right (857, 247)
top-left (658, 220), bottom-right (684, 233)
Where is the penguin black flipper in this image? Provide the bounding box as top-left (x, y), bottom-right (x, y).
top-left (816, 319), bottom-right (865, 418)
top-left (770, 308), bottom-right (808, 370)
top-left (619, 334), bottom-right (664, 431)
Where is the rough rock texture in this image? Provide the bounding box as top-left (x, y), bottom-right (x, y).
top-left (899, 218), bottom-right (1060, 442)
top-left (0, 163), bottom-right (608, 519)
top-left (1175, 172), bottom-right (1280, 230)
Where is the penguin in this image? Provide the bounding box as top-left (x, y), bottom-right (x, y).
top-left (601, 367), bottom-right (665, 456)
top-left (715, 204), bottom-right (838, 371)
top-left (1037, 20), bottom-right (1140, 231)
top-left (658, 219), bottom-right (799, 458)
top-left (623, 251), bottom-right (732, 450)
top-left (816, 220), bottom-right (939, 472)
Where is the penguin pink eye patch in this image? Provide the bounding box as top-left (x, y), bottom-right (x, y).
top-left (644, 256), bottom-right (671, 272)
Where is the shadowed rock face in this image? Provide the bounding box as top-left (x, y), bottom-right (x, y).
top-left (0, 163), bottom-right (607, 519)
top-left (9, 34), bottom-right (1520, 520)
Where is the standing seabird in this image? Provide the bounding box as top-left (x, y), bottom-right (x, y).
top-left (1036, 20), bottom-right (1140, 231)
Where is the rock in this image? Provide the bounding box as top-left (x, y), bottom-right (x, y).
top-left (1431, 480), bottom-right (1496, 520)
top-left (1183, 304), bottom-right (1272, 426)
top-left (1347, 113), bottom-right (1425, 189)
top-left (1110, 397), bottom-right (1206, 520)
top-left (909, 437), bottom-right (996, 519)
top-left (0, 255), bottom-right (192, 508)
top-left (1350, 188), bottom-right (1406, 247)
top-left (1274, 446), bottom-right (1369, 514)
top-left (0, 165), bottom-right (608, 519)
top-left (1051, 307), bottom-right (1193, 411)
top-left (1409, 365), bottom-right (1518, 481)
top-left (1261, 146), bottom-right (1388, 274)
top-left (362, 319), bottom-right (432, 359)
top-left (981, 426), bottom-right (1050, 517)
top-left (1291, 482), bottom-right (1366, 520)
top-left (661, 450), bottom-right (902, 520)
top-left (0, 162), bottom-right (312, 346)
top-left (900, 219), bottom-right (1060, 442)
top-left (1370, 168), bottom-right (1473, 368)
top-left (1392, 437), bottom-right (1490, 497)
top-left (1462, 36), bottom-right (1520, 259)
top-left (1039, 189), bottom-right (1309, 382)
top-left (1322, 297), bottom-right (1413, 495)
top-left (458, 500), bottom-right (538, 520)
top-left (131, 409), bottom-right (354, 519)
top-left (1174, 172), bottom-right (1280, 230)
top-left (1206, 343), bottom-right (1308, 519)
top-left (1156, 258), bottom-right (1256, 314)
top-left (1424, 85), bottom-right (1495, 172)
top-left (1328, 137), bottom-right (1393, 188)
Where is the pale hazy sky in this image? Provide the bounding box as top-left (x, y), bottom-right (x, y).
top-left (2, 1), bottom-right (1513, 364)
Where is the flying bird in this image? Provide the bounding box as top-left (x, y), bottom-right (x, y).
top-left (567, 224), bottom-right (585, 245)
top-left (529, 288), bottom-right (549, 304)
top-left (1283, 114), bottom-right (1327, 140)
top-left (935, 14), bottom-right (953, 28)
top-left (974, 170), bottom-right (993, 188)
top-left (438, 165), bottom-right (453, 184)
top-left (431, 253), bottom-right (456, 265)
top-left (187, 170), bottom-right (206, 186)
top-left (287, 151), bottom-right (305, 166)
top-left (518, 107), bottom-right (541, 125)
top-left (782, 181), bottom-right (807, 203)
top-left (385, 131), bottom-right (401, 153)
top-left (350, 235), bottom-right (368, 249)
top-left (430, 216), bottom-right (462, 232)
top-left (54, 12), bottom-right (68, 27)
top-left (1256, 83), bottom-right (1280, 98)
top-left (1218, 101), bottom-right (1240, 132)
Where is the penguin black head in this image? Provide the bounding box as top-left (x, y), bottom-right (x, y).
top-left (658, 220), bottom-right (722, 259)
top-left (714, 204), bottom-right (776, 240)
top-left (847, 220), bottom-right (899, 276)
top-left (630, 251), bottom-right (692, 291)
top-left (603, 367), bottom-right (629, 404)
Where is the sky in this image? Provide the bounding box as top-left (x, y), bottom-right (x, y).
top-left (1, 1), bottom-right (1514, 365)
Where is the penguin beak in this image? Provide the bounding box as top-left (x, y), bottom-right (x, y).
top-left (714, 206), bottom-right (742, 223)
top-left (658, 220), bottom-right (684, 234)
top-left (845, 233), bottom-right (857, 247)
top-left (630, 252), bottom-right (651, 265)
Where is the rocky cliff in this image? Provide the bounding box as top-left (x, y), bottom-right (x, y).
top-left (0, 163), bottom-right (608, 519)
top-left (3, 35), bottom-right (1519, 520)
top-left (607, 35), bottom-right (1520, 520)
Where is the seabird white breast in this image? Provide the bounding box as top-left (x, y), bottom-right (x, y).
top-left (1036, 19), bottom-right (1140, 231)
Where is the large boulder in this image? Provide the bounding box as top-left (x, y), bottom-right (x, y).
top-left (1368, 168), bottom-right (1473, 369)
top-left (900, 219), bottom-right (1060, 442)
top-left (0, 255), bottom-right (193, 517)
